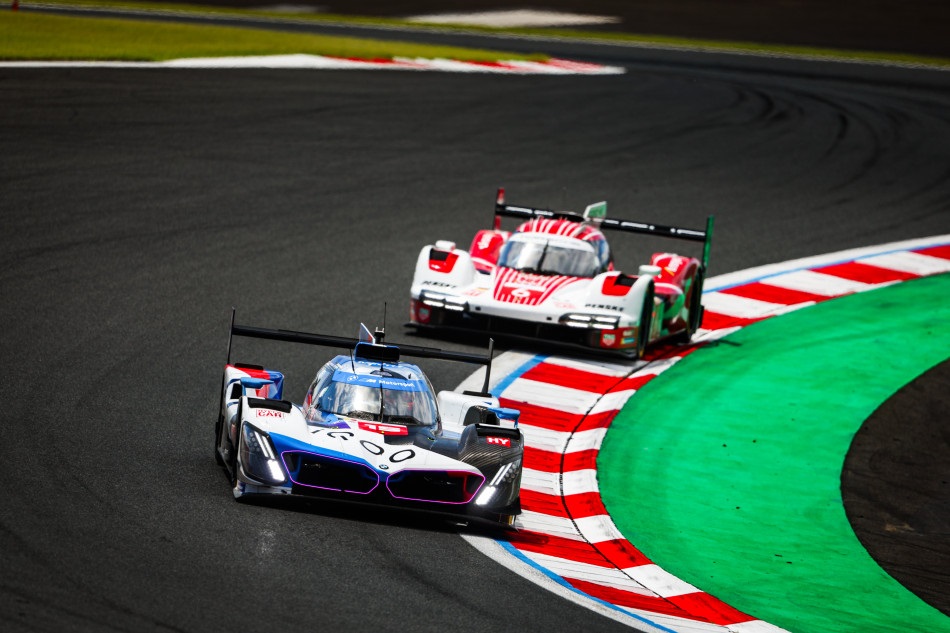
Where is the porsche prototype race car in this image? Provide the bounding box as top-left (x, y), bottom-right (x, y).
top-left (409, 189), bottom-right (713, 358)
top-left (215, 316), bottom-right (523, 527)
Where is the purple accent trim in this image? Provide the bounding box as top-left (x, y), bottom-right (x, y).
top-left (386, 469), bottom-right (485, 505)
top-left (281, 450), bottom-right (380, 495)
top-left (312, 420), bottom-right (350, 429)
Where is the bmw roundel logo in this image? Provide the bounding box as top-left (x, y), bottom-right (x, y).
top-left (379, 464), bottom-right (389, 470)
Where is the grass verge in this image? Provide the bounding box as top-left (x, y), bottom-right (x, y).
top-left (12, 0), bottom-right (950, 68)
top-left (0, 10), bottom-right (545, 62)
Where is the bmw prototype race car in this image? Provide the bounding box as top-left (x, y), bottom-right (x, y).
top-left (409, 189), bottom-right (713, 358)
top-left (215, 316), bottom-right (523, 527)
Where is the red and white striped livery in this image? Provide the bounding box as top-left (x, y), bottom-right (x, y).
top-left (409, 189), bottom-right (714, 358)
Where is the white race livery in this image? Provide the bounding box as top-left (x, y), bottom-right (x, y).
top-left (215, 318), bottom-right (524, 527)
top-left (410, 189), bottom-right (713, 358)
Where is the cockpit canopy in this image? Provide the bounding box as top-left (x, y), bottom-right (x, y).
top-left (498, 234), bottom-right (608, 278)
top-left (305, 359), bottom-right (439, 427)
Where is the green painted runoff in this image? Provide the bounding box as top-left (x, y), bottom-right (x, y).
top-left (599, 273), bottom-right (950, 633)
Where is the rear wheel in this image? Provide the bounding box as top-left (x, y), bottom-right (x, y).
top-left (636, 282), bottom-right (655, 359)
top-left (683, 270), bottom-right (705, 342)
top-left (670, 270), bottom-right (704, 344)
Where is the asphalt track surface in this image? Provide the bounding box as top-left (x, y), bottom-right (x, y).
top-left (2, 29), bottom-right (950, 633)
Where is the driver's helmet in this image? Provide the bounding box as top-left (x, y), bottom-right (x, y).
top-left (540, 247), bottom-right (570, 272)
top-left (324, 382), bottom-right (380, 418)
top-left (382, 388), bottom-right (413, 417)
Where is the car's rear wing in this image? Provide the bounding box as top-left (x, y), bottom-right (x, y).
top-left (492, 187), bottom-right (714, 270)
top-left (601, 215), bottom-right (714, 270)
top-left (225, 311), bottom-right (497, 395)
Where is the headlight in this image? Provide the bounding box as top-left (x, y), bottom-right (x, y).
top-left (474, 485), bottom-right (497, 506)
top-left (559, 313), bottom-right (620, 329)
top-left (240, 423), bottom-right (286, 484)
top-left (419, 290), bottom-right (468, 312)
top-left (475, 460), bottom-right (521, 506)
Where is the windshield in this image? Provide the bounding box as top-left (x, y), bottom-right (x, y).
top-left (498, 239), bottom-right (601, 277)
top-left (314, 376), bottom-right (438, 427)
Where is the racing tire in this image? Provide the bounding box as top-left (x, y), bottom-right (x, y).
top-left (228, 431), bottom-right (239, 488)
top-left (227, 402), bottom-right (243, 489)
top-left (674, 269), bottom-right (705, 344)
top-left (636, 282), bottom-right (655, 359)
top-left (229, 419), bottom-right (252, 503)
top-left (686, 270), bottom-right (705, 338)
top-left (214, 412), bottom-right (225, 466)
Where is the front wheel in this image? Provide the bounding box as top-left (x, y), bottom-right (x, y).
top-left (636, 282), bottom-right (655, 359)
top-left (214, 413), bottom-right (225, 466)
top-left (228, 403), bottom-right (243, 489)
top-left (676, 269), bottom-right (705, 344)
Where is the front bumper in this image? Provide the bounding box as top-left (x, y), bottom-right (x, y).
top-left (409, 299), bottom-right (639, 354)
top-left (233, 448), bottom-right (520, 526)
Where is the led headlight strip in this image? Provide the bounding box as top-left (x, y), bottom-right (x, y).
top-left (242, 423), bottom-right (287, 485)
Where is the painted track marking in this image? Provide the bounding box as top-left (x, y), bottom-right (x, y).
top-left (460, 234), bottom-right (950, 632)
top-left (0, 55), bottom-right (626, 74)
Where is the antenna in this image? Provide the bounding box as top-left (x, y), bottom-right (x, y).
top-left (375, 302), bottom-right (387, 343)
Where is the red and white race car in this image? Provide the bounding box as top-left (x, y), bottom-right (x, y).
top-left (409, 189), bottom-right (713, 358)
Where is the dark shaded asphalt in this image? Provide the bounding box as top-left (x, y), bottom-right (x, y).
top-left (1, 28), bottom-right (948, 633)
top-left (843, 359), bottom-right (950, 615)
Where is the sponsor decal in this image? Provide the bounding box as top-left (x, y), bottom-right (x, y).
top-left (653, 254), bottom-right (689, 283)
top-left (336, 373), bottom-right (426, 391)
top-left (358, 421), bottom-right (409, 436)
top-left (486, 437), bottom-right (512, 447)
top-left (583, 303), bottom-right (624, 312)
top-left (601, 333), bottom-right (617, 347)
top-left (621, 328), bottom-right (637, 346)
top-left (255, 409), bottom-right (284, 418)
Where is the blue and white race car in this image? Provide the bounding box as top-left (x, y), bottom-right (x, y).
top-left (215, 317), bottom-right (524, 527)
